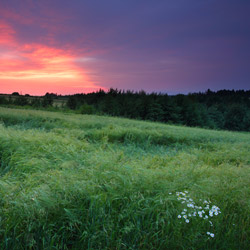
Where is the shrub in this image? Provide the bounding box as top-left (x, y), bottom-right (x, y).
top-left (79, 103), bottom-right (95, 114)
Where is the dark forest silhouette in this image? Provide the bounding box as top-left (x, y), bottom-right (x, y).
top-left (1, 89), bottom-right (249, 131)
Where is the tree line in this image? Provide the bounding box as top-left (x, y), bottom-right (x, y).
top-left (0, 89), bottom-right (249, 131)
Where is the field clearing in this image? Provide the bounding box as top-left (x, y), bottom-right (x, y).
top-left (0, 107), bottom-right (249, 249)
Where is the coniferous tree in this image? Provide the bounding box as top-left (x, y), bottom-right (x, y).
top-left (67, 96), bottom-right (77, 109)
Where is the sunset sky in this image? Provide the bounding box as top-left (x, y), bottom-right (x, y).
top-left (0, 0), bottom-right (249, 95)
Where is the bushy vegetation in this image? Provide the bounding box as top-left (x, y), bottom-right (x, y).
top-left (0, 107), bottom-right (249, 249)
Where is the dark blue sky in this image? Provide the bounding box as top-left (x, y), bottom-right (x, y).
top-left (0, 0), bottom-right (249, 95)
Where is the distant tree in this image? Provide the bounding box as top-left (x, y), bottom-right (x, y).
top-left (162, 97), bottom-right (182, 124)
top-left (103, 96), bottom-right (118, 115)
top-left (44, 92), bottom-right (57, 98)
top-left (11, 92), bottom-right (19, 96)
top-left (198, 104), bottom-right (211, 128)
top-left (225, 105), bottom-right (249, 131)
top-left (129, 98), bottom-right (145, 119)
top-left (0, 96), bottom-right (8, 105)
top-left (182, 103), bottom-right (201, 126)
top-left (42, 94), bottom-right (53, 107)
top-left (14, 96), bottom-right (29, 106)
top-left (67, 96), bottom-right (77, 109)
top-left (80, 103), bottom-right (95, 114)
top-left (108, 88), bottom-right (119, 97)
top-left (205, 89), bottom-right (213, 96)
top-left (145, 102), bottom-right (164, 121)
top-left (30, 98), bottom-right (41, 107)
top-left (208, 106), bottom-right (224, 129)
top-left (8, 96), bottom-right (13, 104)
top-left (96, 89), bottom-right (106, 98)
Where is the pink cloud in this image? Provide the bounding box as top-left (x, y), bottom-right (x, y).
top-left (0, 21), bottom-right (16, 45)
top-left (0, 20), bottom-right (103, 95)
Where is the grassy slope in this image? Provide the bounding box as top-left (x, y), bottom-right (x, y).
top-left (0, 107), bottom-right (249, 250)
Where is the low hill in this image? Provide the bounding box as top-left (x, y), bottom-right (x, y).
top-left (0, 107), bottom-right (249, 249)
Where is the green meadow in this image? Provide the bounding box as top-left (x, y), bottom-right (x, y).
top-left (0, 106), bottom-right (249, 249)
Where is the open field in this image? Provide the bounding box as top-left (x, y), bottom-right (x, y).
top-left (0, 107), bottom-right (249, 249)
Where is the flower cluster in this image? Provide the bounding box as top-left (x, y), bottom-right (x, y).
top-left (171, 191), bottom-right (221, 238)
top-left (207, 232), bottom-right (215, 238)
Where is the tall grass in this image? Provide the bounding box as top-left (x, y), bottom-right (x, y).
top-left (0, 107), bottom-right (249, 249)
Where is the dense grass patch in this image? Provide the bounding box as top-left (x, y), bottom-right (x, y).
top-left (0, 107), bottom-right (249, 249)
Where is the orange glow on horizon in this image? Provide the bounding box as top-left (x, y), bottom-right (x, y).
top-left (0, 20), bottom-right (102, 95)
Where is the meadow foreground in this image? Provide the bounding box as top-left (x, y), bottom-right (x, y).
top-left (0, 107), bottom-right (249, 249)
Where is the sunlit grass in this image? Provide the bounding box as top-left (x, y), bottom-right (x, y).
top-left (0, 107), bottom-right (249, 249)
